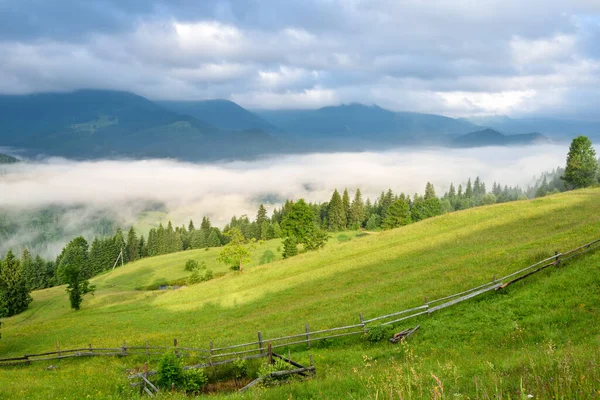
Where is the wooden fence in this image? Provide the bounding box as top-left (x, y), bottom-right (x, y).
top-left (2, 237), bottom-right (599, 368)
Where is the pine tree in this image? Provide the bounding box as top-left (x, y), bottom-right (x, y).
top-left (342, 189), bottom-right (351, 226)
top-left (138, 235), bottom-right (148, 258)
top-left (188, 220), bottom-right (195, 232)
top-left (282, 236), bottom-right (298, 258)
top-left (348, 189), bottom-right (366, 229)
top-left (465, 179), bottom-right (473, 199)
top-left (272, 222), bottom-right (282, 238)
top-left (260, 221), bottom-right (270, 241)
top-left (424, 182), bottom-right (436, 200)
top-left (20, 248), bottom-right (35, 291)
top-left (57, 237), bottom-right (91, 280)
top-left (0, 250), bottom-right (32, 317)
top-left (207, 229), bottom-right (221, 247)
top-left (126, 227), bottom-right (139, 263)
top-left (327, 189), bottom-right (346, 231)
top-left (256, 204), bottom-right (268, 226)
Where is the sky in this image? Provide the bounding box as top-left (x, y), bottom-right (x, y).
top-left (0, 0), bottom-right (599, 118)
top-left (0, 144), bottom-right (570, 257)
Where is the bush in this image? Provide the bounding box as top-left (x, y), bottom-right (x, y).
top-left (365, 325), bottom-right (387, 343)
top-left (232, 358), bottom-right (249, 381)
top-left (257, 358), bottom-right (295, 386)
top-left (182, 368), bottom-right (207, 394)
top-left (157, 352), bottom-right (183, 389)
top-left (184, 259), bottom-right (199, 271)
top-left (187, 270), bottom-right (202, 285)
top-left (259, 249), bottom-right (276, 265)
top-left (203, 269), bottom-right (213, 281)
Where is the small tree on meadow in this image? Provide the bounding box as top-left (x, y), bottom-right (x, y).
top-left (217, 228), bottom-right (255, 272)
top-left (0, 250), bottom-right (32, 317)
top-left (60, 263), bottom-right (96, 310)
top-left (561, 136), bottom-right (599, 189)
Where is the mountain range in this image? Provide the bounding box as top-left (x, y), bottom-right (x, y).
top-left (0, 89), bottom-right (589, 161)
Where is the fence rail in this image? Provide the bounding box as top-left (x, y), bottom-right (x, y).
top-left (2, 237), bottom-right (599, 368)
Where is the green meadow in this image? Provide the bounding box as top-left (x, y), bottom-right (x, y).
top-left (1, 188), bottom-right (600, 399)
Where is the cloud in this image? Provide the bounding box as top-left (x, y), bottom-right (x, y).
top-left (0, 1), bottom-right (599, 116)
top-left (0, 144), bottom-right (573, 257)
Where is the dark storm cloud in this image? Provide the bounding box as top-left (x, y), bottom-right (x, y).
top-left (0, 0), bottom-right (599, 117)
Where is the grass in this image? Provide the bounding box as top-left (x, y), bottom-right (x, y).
top-left (1, 188), bottom-right (600, 398)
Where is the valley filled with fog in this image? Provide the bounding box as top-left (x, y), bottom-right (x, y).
top-left (0, 143), bottom-right (572, 257)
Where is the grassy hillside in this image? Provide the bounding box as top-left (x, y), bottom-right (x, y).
top-left (1, 189), bottom-right (600, 399)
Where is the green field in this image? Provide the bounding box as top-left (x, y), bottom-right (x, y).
top-left (1, 189), bottom-right (600, 399)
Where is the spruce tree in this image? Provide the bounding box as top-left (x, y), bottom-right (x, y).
top-left (465, 179), bottom-right (473, 199)
top-left (272, 222), bottom-right (282, 238)
top-left (188, 220), bottom-right (195, 232)
top-left (256, 204), bottom-right (268, 227)
top-left (342, 189), bottom-right (351, 226)
top-left (260, 221), bottom-right (270, 241)
top-left (348, 189), bottom-right (366, 229)
top-left (138, 235), bottom-right (148, 258)
top-left (0, 250), bottom-right (32, 317)
top-left (20, 249), bottom-right (34, 291)
top-left (327, 189), bottom-right (346, 231)
top-left (207, 229), bottom-right (221, 247)
top-left (424, 182), bottom-right (436, 200)
top-left (282, 236), bottom-right (299, 258)
top-left (126, 227), bottom-right (139, 263)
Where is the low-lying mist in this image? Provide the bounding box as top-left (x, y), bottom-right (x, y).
top-left (0, 144), bottom-right (569, 258)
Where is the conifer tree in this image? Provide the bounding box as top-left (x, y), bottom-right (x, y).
top-left (256, 204), bottom-right (268, 227)
top-left (327, 189), bottom-right (346, 231)
top-left (342, 189), bottom-right (351, 226)
top-left (20, 248), bottom-right (35, 290)
top-left (282, 236), bottom-right (298, 258)
top-left (348, 188), bottom-right (366, 229)
top-left (0, 250), bottom-right (32, 317)
top-left (188, 220), bottom-right (195, 232)
top-left (272, 221), bottom-right (282, 238)
top-left (138, 235), bottom-right (148, 258)
top-left (207, 229), bottom-right (222, 247)
top-left (126, 227), bottom-right (139, 263)
top-left (424, 182), bottom-right (436, 200)
top-left (260, 221), bottom-right (270, 241)
top-left (465, 179), bottom-right (473, 199)
top-left (382, 199), bottom-right (412, 229)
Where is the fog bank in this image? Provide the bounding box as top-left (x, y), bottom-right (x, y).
top-left (0, 144), bottom-right (569, 257)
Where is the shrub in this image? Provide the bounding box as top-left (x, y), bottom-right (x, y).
top-left (157, 352), bottom-right (183, 389)
top-left (259, 249), bottom-right (276, 265)
top-left (182, 368), bottom-right (207, 394)
top-left (203, 269), bottom-right (213, 281)
top-left (187, 270), bottom-right (202, 285)
top-left (184, 259), bottom-right (199, 271)
top-left (232, 358), bottom-right (249, 381)
top-left (257, 358), bottom-right (294, 386)
top-left (365, 325), bottom-right (387, 343)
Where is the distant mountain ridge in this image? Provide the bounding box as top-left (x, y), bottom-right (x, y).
top-left (158, 99), bottom-right (280, 134)
top-left (256, 104), bottom-right (478, 141)
top-left (0, 89), bottom-right (582, 161)
top-left (0, 90), bottom-right (279, 161)
top-left (451, 128), bottom-right (550, 147)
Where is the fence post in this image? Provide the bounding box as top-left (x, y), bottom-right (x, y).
top-left (554, 250), bottom-right (560, 266)
top-left (209, 340), bottom-right (215, 371)
top-left (257, 331), bottom-right (264, 354)
top-left (123, 340), bottom-right (127, 355)
top-left (305, 324), bottom-right (311, 348)
top-left (57, 342), bottom-right (61, 357)
top-left (174, 338), bottom-right (178, 356)
top-left (89, 343), bottom-right (92, 355)
top-left (267, 341), bottom-right (272, 364)
top-left (359, 313), bottom-right (365, 331)
top-left (24, 354), bottom-right (30, 365)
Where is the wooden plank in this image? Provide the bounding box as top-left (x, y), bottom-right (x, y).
top-left (141, 375), bottom-right (159, 393)
top-left (380, 310), bottom-right (429, 326)
top-left (498, 262), bottom-right (555, 289)
top-left (239, 376), bottom-right (264, 392)
top-left (272, 353), bottom-right (305, 369)
top-left (363, 305), bottom-right (429, 323)
top-left (427, 284), bottom-right (502, 314)
top-left (143, 386), bottom-right (154, 397)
